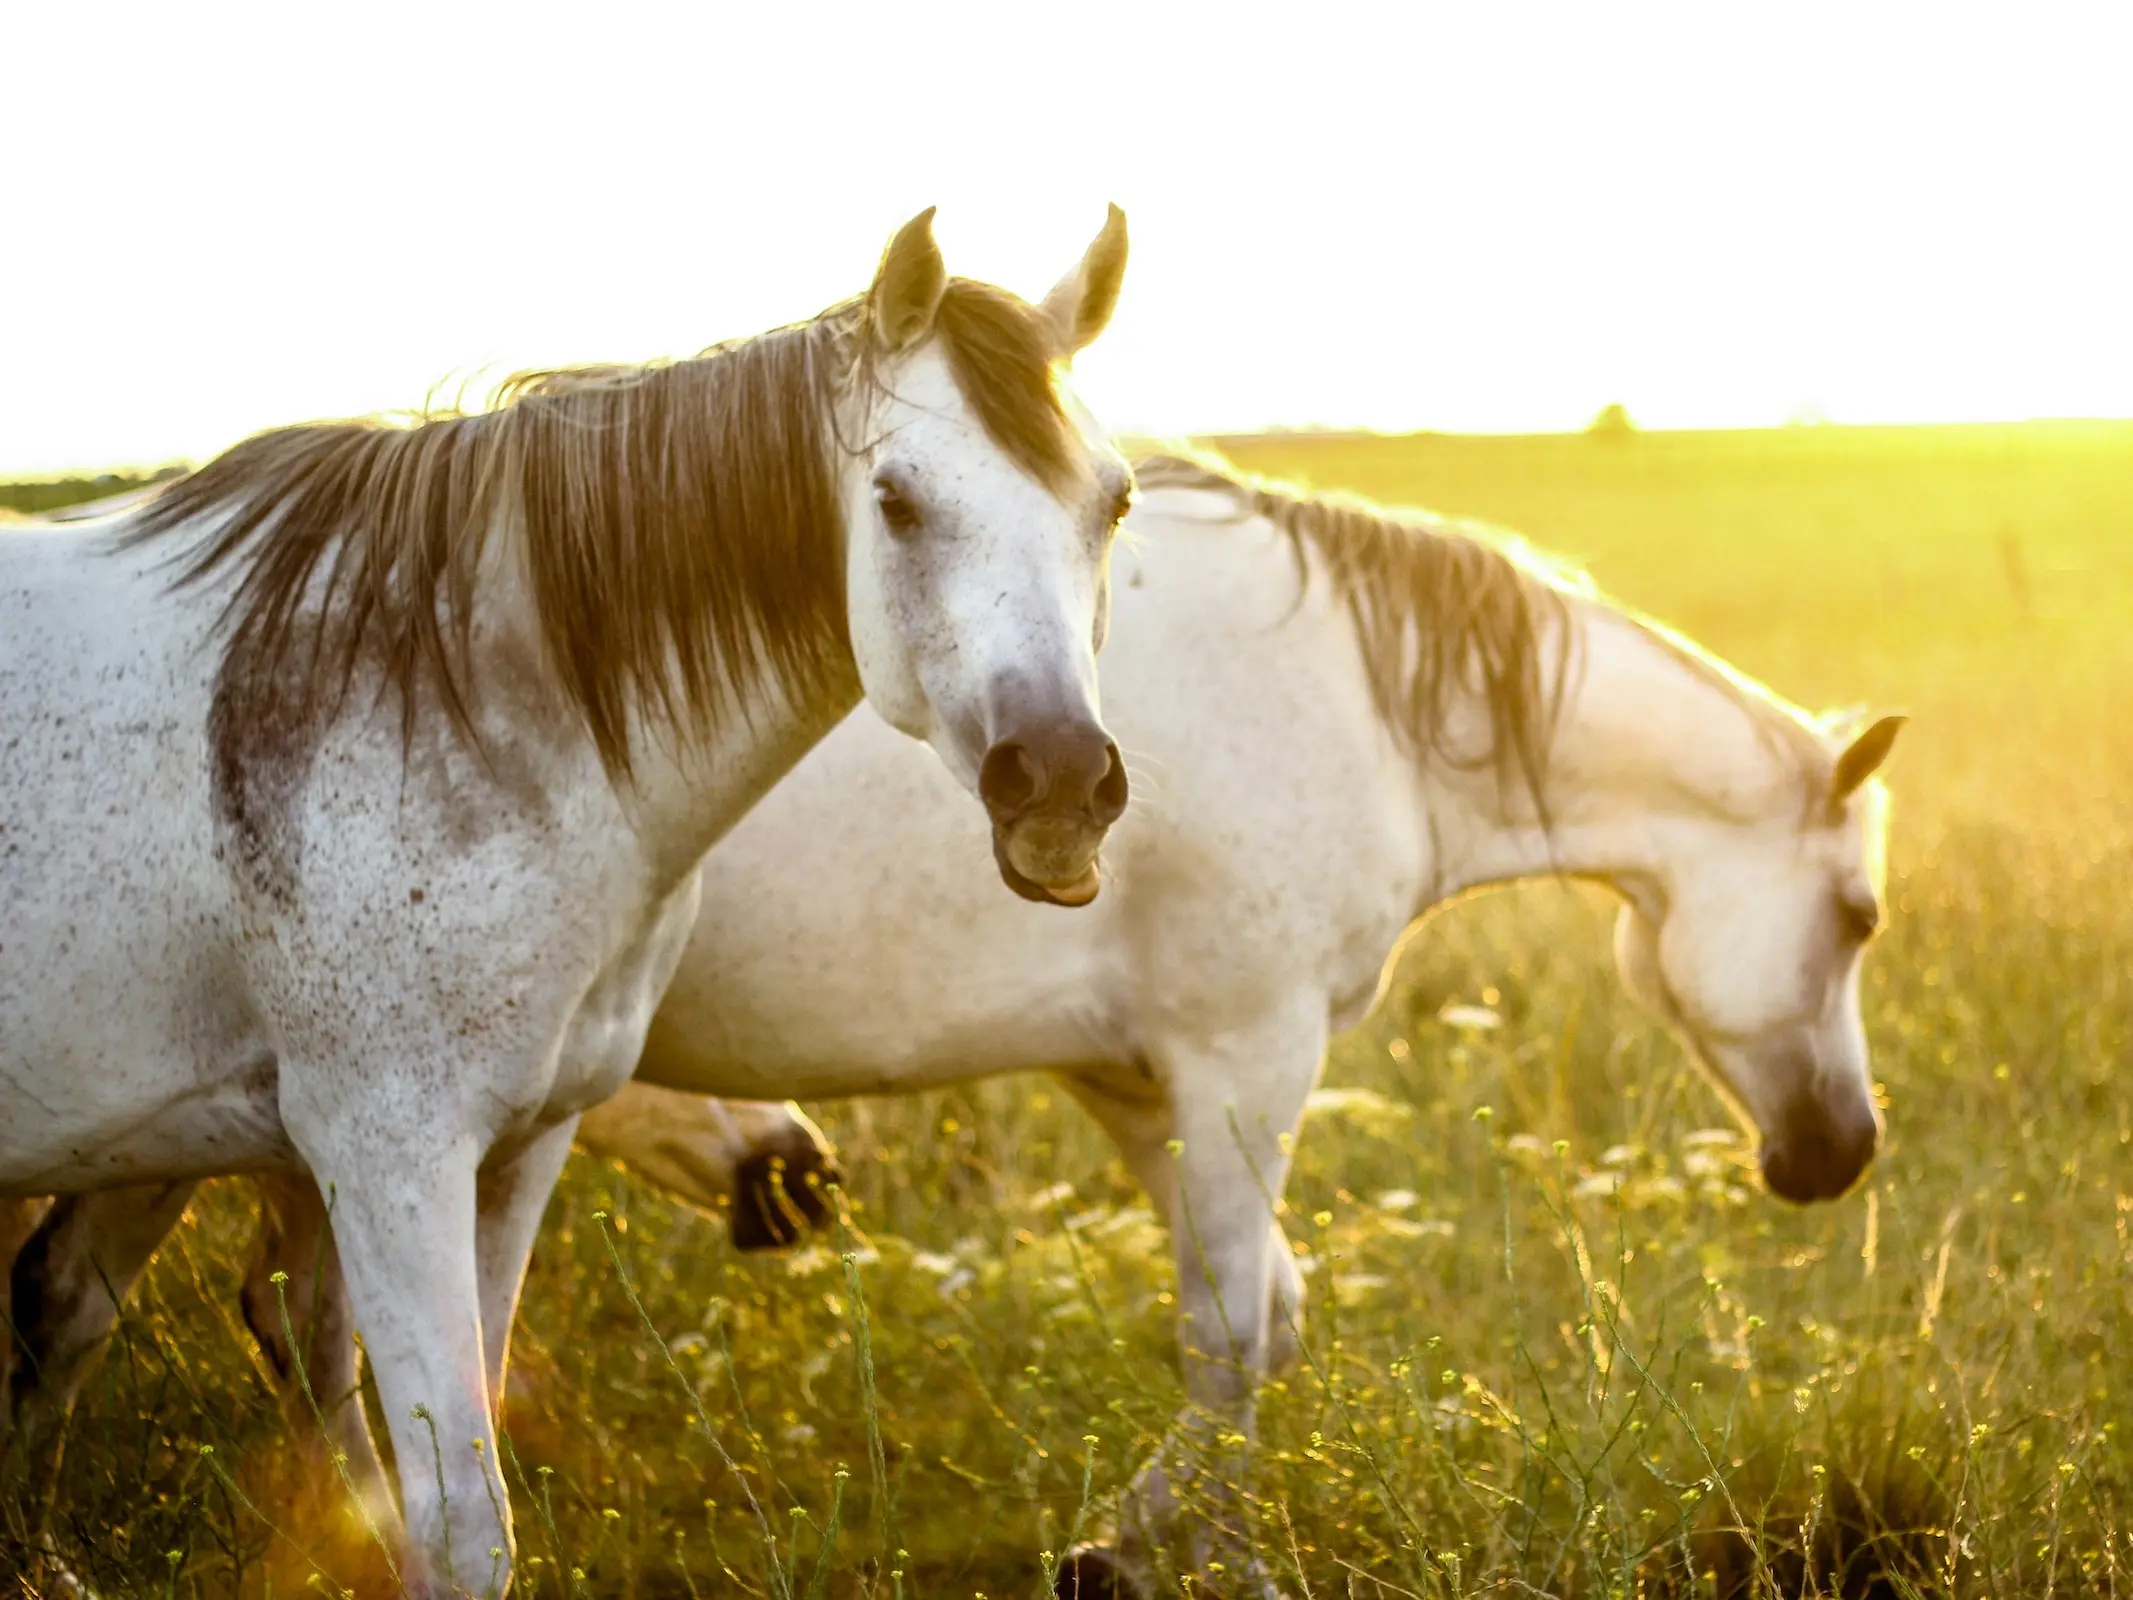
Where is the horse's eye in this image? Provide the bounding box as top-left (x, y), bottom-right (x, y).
top-left (1108, 490), bottom-right (1135, 528)
top-left (876, 486), bottom-right (920, 534)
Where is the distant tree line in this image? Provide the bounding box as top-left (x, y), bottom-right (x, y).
top-left (0, 465), bottom-right (186, 516)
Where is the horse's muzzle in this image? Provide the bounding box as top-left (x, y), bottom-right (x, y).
top-left (979, 719), bottom-right (1127, 907)
top-left (1759, 1093), bottom-right (1882, 1204)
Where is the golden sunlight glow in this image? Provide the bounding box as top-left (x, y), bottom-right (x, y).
top-left (4, 2), bottom-right (2131, 474)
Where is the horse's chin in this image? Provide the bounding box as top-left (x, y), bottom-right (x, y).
top-left (992, 827), bottom-right (1104, 907)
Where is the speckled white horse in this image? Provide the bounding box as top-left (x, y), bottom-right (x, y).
top-left (12, 451), bottom-right (1903, 1598)
top-left (0, 206), bottom-right (1136, 1594)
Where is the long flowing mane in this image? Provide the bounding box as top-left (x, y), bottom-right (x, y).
top-left (125, 281), bottom-right (1077, 790)
top-left (1134, 450), bottom-right (1581, 813)
top-left (1136, 450), bottom-right (1832, 811)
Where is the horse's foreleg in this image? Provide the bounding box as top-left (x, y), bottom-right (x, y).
top-left (239, 1173), bottom-right (392, 1520)
top-left (1069, 1001), bottom-right (1325, 1599)
top-left (2, 1182), bottom-right (197, 1523)
top-left (1061, 1080), bottom-right (1309, 1370)
top-left (473, 1119), bottom-right (577, 1419)
top-left (297, 1133), bottom-right (511, 1598)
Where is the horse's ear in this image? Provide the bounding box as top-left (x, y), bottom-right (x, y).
top-left (1830, 714), bottom-right (1906, 805)
top-left (1040, 203), bottom-right (1129, 360)
top-left (869, 207), bottom-right (948, 353)
top-left (1815, 703), bottom-right (1868, 739)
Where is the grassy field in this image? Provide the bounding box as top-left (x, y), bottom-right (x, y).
top-left (5, 423), bottom-right (2129, 1597)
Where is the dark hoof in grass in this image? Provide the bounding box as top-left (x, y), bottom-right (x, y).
top-left (729, 1143), bottom-right (840, 1251)
top-left (1054, 1544), bottom-right (1145, 1600)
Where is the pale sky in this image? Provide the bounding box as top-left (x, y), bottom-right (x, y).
top-left (4, 2), bottom-right (2131, 476)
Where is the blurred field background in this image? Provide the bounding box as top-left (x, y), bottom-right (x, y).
top-left (5, 421), bottom-right (2128, 1597)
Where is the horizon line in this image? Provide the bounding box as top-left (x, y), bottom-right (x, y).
top-left (10, 411), bottom-right (2133, 486)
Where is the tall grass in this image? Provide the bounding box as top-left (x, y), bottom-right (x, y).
top-left (5, 423), bottom-right (2127, 1596)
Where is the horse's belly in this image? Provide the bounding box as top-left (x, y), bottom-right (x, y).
top-left (4, 1053), bottom-right (293, 1194)
top-left (542, 879), bottom-right (704, 1123)
top-left (637, 1046), bottom-right (1013, 1102)
top-left (638, 944), bottom-right (1129, 1100)
top-left (0, 838), bottom-right (285, 1190)
top-left (0, 920), bottom-right (287, 1190)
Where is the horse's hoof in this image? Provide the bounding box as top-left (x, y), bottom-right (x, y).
top-left (1054, 1543), bottom-right (1145, 1600)
top-left (729, 1141), bottom-right (841, 1251)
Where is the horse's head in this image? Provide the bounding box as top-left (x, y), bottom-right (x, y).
top-left (1612, 713), bottom-right (1905, 1203)
top-left (841, 207), bottom-right (1133, 907)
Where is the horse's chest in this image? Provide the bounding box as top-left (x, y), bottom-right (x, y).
top-left (1324, 879), bottom-right (1428, 1035)
top-left (546, 884), bottom-right (701, 1121)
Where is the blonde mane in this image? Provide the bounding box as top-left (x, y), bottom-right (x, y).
top-left (125, 280), bottom-right (1079, 798)
top-left (1135, 449), bottom-right (1580, 812)
top-left (1136, 449), bottom-right (1832, 812)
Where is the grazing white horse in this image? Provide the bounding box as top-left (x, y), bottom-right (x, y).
top-left (0, 206), bottom-right (1136, 1594)
top-left (10, 453), bottom-right (1903, 1597)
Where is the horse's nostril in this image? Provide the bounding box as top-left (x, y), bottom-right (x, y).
top-left (979, 741), bottom-right (1040, 817)
top-left (1091, 743), bottom-right (1129, 824)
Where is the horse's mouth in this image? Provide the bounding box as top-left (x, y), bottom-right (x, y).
top-left (991, 828), bottom-right (1104, 907)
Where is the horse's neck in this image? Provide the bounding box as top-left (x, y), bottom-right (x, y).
top-left (461, 518), bottom-right (860, 899)
top-left (619, 682), bottom-right (861, 891)
top-left (1421, 601), bottom-right (1799, 899)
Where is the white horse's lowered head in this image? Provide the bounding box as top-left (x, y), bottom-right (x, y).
top-left (1122, 453), bottom-right (1903, 1206)
top-left (1606, 698), bottom-right (1901, 1201)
